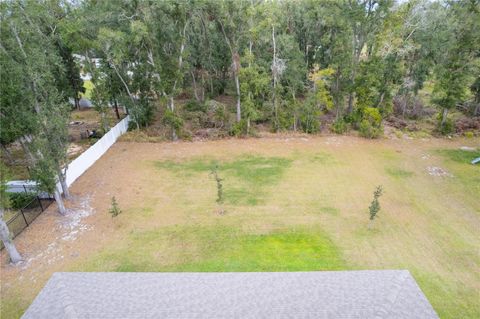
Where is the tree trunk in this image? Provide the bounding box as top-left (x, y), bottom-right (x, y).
top-left (402, 94), bottom-right (408, 119)
top-left (74, 96), bottom-right (80, 110)
top-left (57, 168), bottom-right (70, 199)
top-left (54, 188), bottom-right (67, 215)
top-left (474, 103), bottom-right (480, 116)
top-left (334, 68), bottom-right (342, 120)
top-left (377, 92), bottom-right (385, 109)
top-left (347, 92), bottom-right (354, 114)
top-left (272, 25), bottom-right (278, 130)
top-left (0, 209), bottom-right (22, 264)
top-left (218, 21), bottom-right (241, 122)
top-left (201, 73), bottom-right (205, 102)
top-left (441, 108), bottom-right (449, 127)
top-left (169, 96), bottom-right (178, 141)
top-left (101, 112), bottom-right (109, 133)
top-left (209, 76), bottom-right (214, 95)
top-left (191, 70), bottom-right (200, 101)
top-left (234, 72), bottom-right (241, 122)
top-left (292, 90), bottom-right (298, 132)
top-left (113, 99), bottom-right (120, 120)
top-left (19, 137), bottom-right (35, 165)
top-left (368, 219), bottom-right (374, 230)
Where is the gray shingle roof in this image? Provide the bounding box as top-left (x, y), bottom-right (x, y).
top-left (22, 270), bottom-right (438, 319)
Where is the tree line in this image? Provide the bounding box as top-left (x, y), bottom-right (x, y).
top-left (65, 0), bottom-right (477, 138)
top-left (0, 0), bottom-right (479, 221)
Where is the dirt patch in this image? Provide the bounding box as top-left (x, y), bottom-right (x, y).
top-left (426, 166), bottom-right (453, 177)
top-left (19, 196), bottom-right (95, 271)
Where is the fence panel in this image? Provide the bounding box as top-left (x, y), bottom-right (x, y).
top-left (65, 115), bottom-right (130, 187)
top-left (6, 115), bottom-right (130, 194)
top-left (2, 116), bottom-right (130, 247)
top-left (1, 197), bottom-right (54, 250)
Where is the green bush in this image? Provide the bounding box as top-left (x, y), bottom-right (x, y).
top-left (331, 118), bottom-right (348, 134)
top-left (438, 117), bottom-right (454, 135)
top-left (163, 109), bottom-right (184, 136)
top-left (229, 120), bottom-right (248, 137)
top-left (183, 100), bottom-right (207, 113)
top-left (359, 119), bottom-right (382, 138)
top-left (464, 131), bottom-right (474, 138)
top-left (358, 107), bottom-right (383, 138)
top-left (9, 192), bottom-right (37, 210)
top-left (299, 97), bottom-right (321, 134)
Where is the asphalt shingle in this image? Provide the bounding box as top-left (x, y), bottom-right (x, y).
top-left (22, 270), bottom-right (438, 319)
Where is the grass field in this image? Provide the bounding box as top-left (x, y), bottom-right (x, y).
top-left (1, 136), bottom-right (479, 318)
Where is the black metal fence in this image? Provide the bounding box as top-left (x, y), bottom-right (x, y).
top-left (1, 194), bottom-right (54, 250)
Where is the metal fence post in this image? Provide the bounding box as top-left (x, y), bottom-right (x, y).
top-left (20, 208), bottom-right (29, 227)
top-left (38, 196), bottom-right (44, 211)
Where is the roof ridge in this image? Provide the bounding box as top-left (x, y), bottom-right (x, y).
top-left (373, 270), bottom-right (410, 317)
top-left (54, 273), bottom-right (79, 319)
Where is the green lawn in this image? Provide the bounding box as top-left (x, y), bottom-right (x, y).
top-left (2, 137), bottom-right (479, 318)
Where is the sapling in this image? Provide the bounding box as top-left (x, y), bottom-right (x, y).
top-left (109, 196), bottom-right (122, 217)
top-left (368, 185), bottom-right (383, 229)
top-left (210, 165), bottom-right (224, 204)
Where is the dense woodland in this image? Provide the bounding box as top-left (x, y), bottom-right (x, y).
top-left (0, 1), bottom-right (479, 209)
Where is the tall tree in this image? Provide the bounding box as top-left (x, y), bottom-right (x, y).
top-left (211, 0), bottom-right (250, 122)
top-left (0, 164), bottom-right (23, 264)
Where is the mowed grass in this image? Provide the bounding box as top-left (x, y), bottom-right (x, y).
top-left (2, 138), bottom-right (479, 318)
top-left (79, 226), bottom-right (344, 272)
top-left (155, 155), bottom-right (292, 205)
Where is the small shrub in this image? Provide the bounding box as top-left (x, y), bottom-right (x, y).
top-left (359, 107), bottom-right (383, 139)
top-left (109, 196), bottom-right (122, 217)
top-left (331, 118), bottom-right (348, 134)
top-left (359, 119), bottom-right (382, 138)
top-left (183, 100), bottom-right (207, 113)
top-left (163, 109), bottom-right (184, 137)
top-left (437, 117), bottom-right (454, 135)
top-left (464, 131), bottom-right (474, 138)
top-left (9, 192), bottom-right (36, 210)
top-left (368, 185), bottom-right (383, 229)
top-left (229, 120), bottom-right (248, 137)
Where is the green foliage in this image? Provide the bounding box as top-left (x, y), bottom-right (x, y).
top-left (229, 120), bottom-right (249, 137)
top-left (437, 116), bottom-right (454, 135)
top-left (0, 162), bottom-right (11, 209)
top-left (209, 165), bottom-right (224, 204)
top-left (9, 193), bottom-right (36, 210)
top-left (358, 107), bottom-right (383, 139)
top-left (331, 118), bottom-right (348, 134)
top-left (368, 185), bottom-right (383, 228)
top-left (163, 109), bottom-right (184, 137)
top-left (356, 56), bottom-right (400, 116)
top-left (183, 100), bottom-right (207, 113)
top-left (109, 196), bottom-right (122, 217)
top-left (299, 96), bottom-right (321, 134)
top-left (309, 66), bottom-right (335, 111)
top-left (239, 56), bottom-right (270, 134)
top-left (30, 155), bottom-right (59, 195)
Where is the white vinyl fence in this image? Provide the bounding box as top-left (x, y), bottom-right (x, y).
top-left (7, 115), bottom-right (130, 195)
